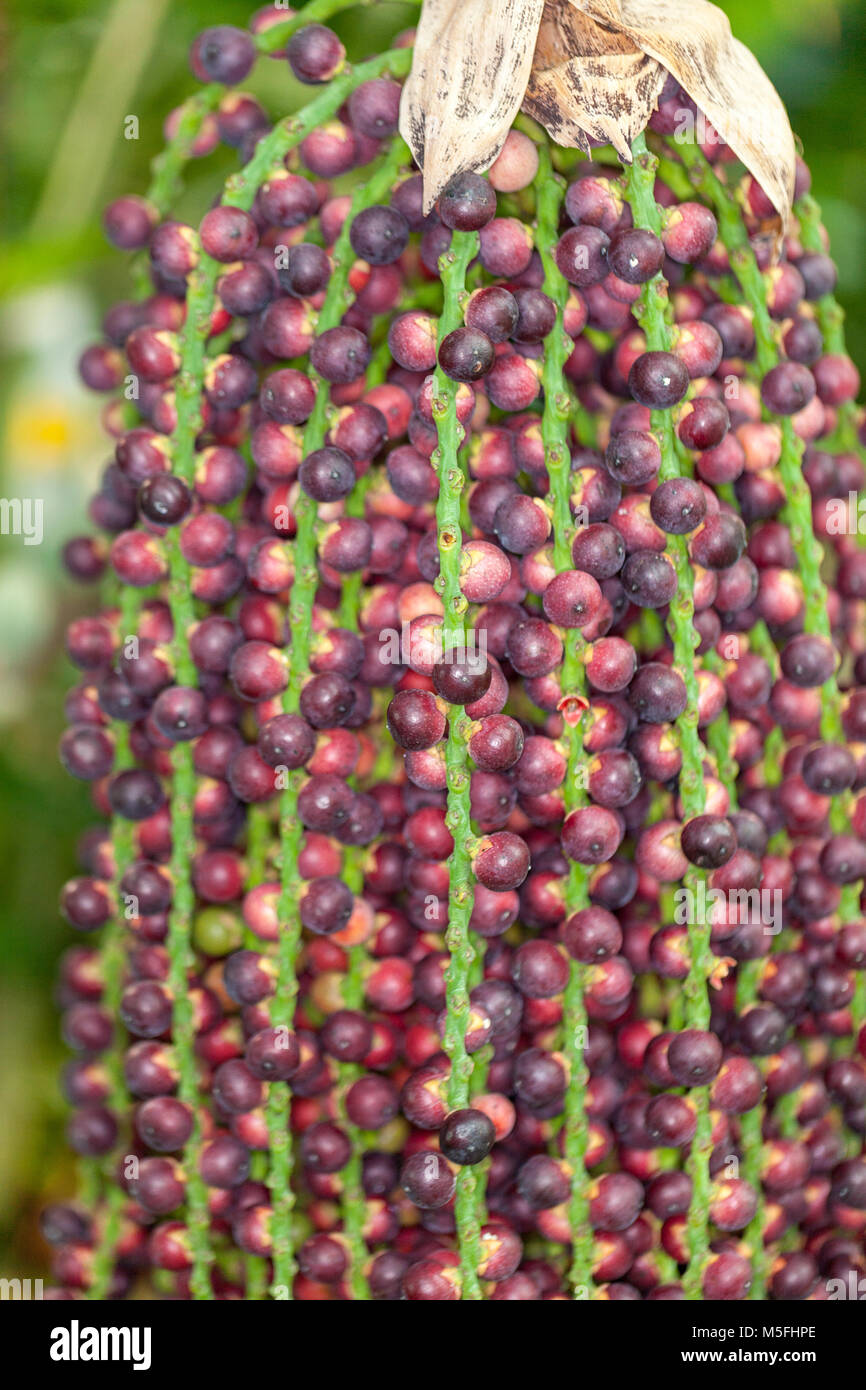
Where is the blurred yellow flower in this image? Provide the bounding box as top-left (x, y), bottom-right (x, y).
top-left (5, 393), bottom-right (95, 474)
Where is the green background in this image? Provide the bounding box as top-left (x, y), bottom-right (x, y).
top-left (0, 0), bottom-right (863, 1282)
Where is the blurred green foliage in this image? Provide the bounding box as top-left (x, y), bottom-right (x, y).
top-left (0, 0), bottom-right (863, 1278)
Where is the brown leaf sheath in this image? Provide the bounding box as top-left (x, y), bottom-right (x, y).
top-left (571, 0), bottom-right (796, 225)
top-left (523, 2), bottom-right (666, 161)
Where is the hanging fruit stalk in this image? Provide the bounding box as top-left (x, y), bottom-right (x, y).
top-left (534, 143), bottom-right (594, 1297)
top-left (50, 0), bottom-right (866, 1306)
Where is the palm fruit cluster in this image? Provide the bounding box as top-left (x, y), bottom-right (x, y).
top-left (47, 0), bottom-right (866, 1302)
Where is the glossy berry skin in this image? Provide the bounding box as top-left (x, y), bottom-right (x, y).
top-left (607, 228), bottom-right (665, 284)
top-left (561, 807), bottom-right (623, 865)
top-left (286, 24), bottom-right (345, 84)
top-left (478, 218), bottom-right (533, 277)
top-left (439, 172), bottom-right (497, 231)
top-left (199, 206), bottom-right (258, 262)
top-left (350, 205), bottom-right (409, 266)
top-left (473, 832), bottom-right (531, 891)
top-left (138, 474), bottom-right (191, 526)
top-left (629, 351), bottom-right (690, 409)
top-left (667, 1030), bottom-right (723, 1086)
top-left (680, 815), bottom-right (737, 869)
top-left (588, 1172), bottom-right (643, 1231)
top-left (320, 1011), bottom-right (373, 1064)
top-left (119, 981), bottom-right (172, 1038)
top-left (310, 326), bottom-right (371, 384)
top-left (780, 633), bottom-right (836, 687)
top-left (465, 286), bottom-right (518, 342)
top-left (468, 714), bottom-right (523, 771)
top-left (555, 225), bottom-right (610, 287)
top-left (278, 244), bottom-right (331, 299)
top-left (136, 1097), bottom-right (193, 1152)
top-left (401, 1151), bottom-right (456, 1209)
top-left (494, 495), bottom-right (550, 554)
top-left (512, 288), bottom-right (556, 343)
top-left (198, 1135), bottom-right (250, 1190)
top-left (628, 663), bottom-right (687, 723)
top-left (103, 196), bottom-right (157, 250)
top-left (677, 397), bottom-right (729, 451)
top-left (432, 650), bottom-right (492, 706)
top-left (438, 328), bottom-right (495, 382)
top-left (650, 477), bottom-right (706, 534)
top-left (511, 940), bottom-right (568, 998)
top-left (301, 1122), bottom-right (351, 1174)
top-left (387, 689), bottom-right (446, 750)
top-left (761, 362), bottom-right (816, 415)
top-left (563, 907), bottom-right (623, 963)
top-left (505, 618), bottom-right (562, 677)
top-left (257, 714), bottom-right (315, 769)
top-left (298, 446), bottom-right (355, 502)
top-left (621, 551), bottom-right (677, 609)
top-left (801, 743), bottom-right (855, 795)
top-left (299, 875), bottom-right (353, 935)
top-left (108, 769), bottom-right (166, 821)
top-left (542, 569), bottom-right (603, 629)
top-left (662, 202), bottom-right (718, 263)
top-left (439, 1108), bottom-right (496, 1165)
top-left (572, 523), bottom-right (625, 580)
top-left (388, 311), bottom-right (439, 372)
top-left (690, 513), bottom-right (747, 569)
top-left (190, 26), bottom-right (255, 84)
top-left (348, 77), bottom-right (402, 138)
top-left (605, 430), bottom-right (661, 486)
top-left (152, 686), bottom-right (209, 742)
top-left (60, 726), bottom-right (114, 782)
top-left (131, 1157), bottom-right (186, 1213)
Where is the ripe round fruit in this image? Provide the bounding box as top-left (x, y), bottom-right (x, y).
top-left (439, 1108), bottom-right (496, 1165)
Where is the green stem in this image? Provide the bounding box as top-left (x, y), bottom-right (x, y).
top-left (702, 649), bottom-right (738, 807)
top-left (130, 88), bottom-right (222, 295)
top-left (267, 764), bottom-right (303, 1297)
top-left (328, 436), bottom-right (379, 1301)
top-left (268, 134), bottom-right (410, 1298)
top-left (246, 804), bottom-right (272, 889)
top-left (243, 813), bottom-right (271, 1300)
top-left (432, 227), bottom-right (483, 1301)
top-left (255, 0), bottom-right (419, 56)
top-left (148, 88), bottom-right (222, 214)
top-left (535, 144), bottom-right (594, 1299)
top-left (747, 621), bottom-right (785, 787)
top-left (149, 59), bottom-right (412, 1301)
top-left (145, 247), bottom-right (217, 1298)
top-left (335, 473), bottom-right (372, 628)
top-left (626, 134), bottom-right (711, 1301)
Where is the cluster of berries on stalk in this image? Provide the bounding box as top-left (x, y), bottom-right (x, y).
top-left (48, 1), bottom-right (866, 1302)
